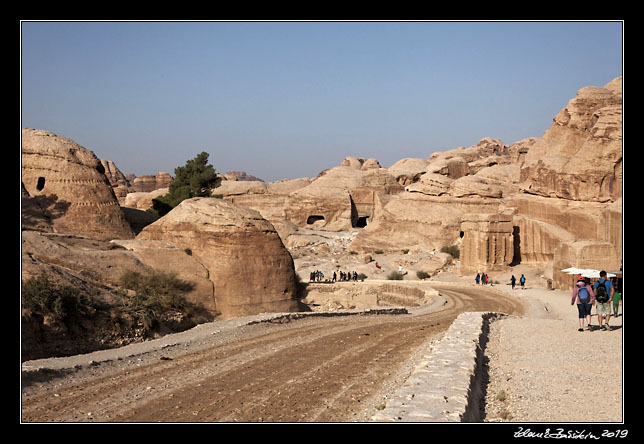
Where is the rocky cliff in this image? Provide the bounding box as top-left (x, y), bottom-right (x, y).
top-left (520, 77), bottom-right (622, 202)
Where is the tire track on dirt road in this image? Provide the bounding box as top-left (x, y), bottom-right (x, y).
top-left (21, 283), bottom-right (525, 423)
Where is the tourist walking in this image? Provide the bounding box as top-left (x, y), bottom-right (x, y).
top-left (520, 274), bottom-right (526, 289)
top-left (475, 273), bottom-right (480, 285)
top-left (612, 286), bottom-right (622, 318)
top-left (594, 271), bottom-right (614, 331)
top-left (571, 276), bottom-right (595, 331)
top-left (510, 275), bottom-right (516, 290)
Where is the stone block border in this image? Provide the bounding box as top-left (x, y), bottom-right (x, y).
top-left (371, 311), bottom-right (501, 422)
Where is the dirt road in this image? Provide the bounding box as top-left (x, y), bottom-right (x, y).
top-left (21, 283), bottom-right (525, 423)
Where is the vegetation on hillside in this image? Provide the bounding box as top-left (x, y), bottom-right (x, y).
top-left (151, 151), bottom-right (222, 216)
top-left (118, 270), bottom-right (206, 330)
top-left (22, 271), bottom-right (206, 336)
top-left (22, 275), bottom-right (98, 322)
top-left (440, 244), bottom-right (460, 259)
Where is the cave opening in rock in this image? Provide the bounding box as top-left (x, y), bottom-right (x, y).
top-left (36, 177), bottom-right (46, 191)
top-left (307, 215), bottom-right (325, 225)
top-left (354, 216), bottom-right (369, 228)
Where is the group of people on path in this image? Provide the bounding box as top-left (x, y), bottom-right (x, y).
top-left (571, 270), bottom-right (622, 332)
top-left (475, 272), bottom-right (492, 285)
top-left (309, 270), bottom-right (360, 283)
top-left (510, 274), bottom-right (526, 290)
top-left (475, 272), bottom-right (525, 288)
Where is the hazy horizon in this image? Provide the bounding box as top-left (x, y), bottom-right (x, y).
top-left (21, 21), bottom-right (623, 182)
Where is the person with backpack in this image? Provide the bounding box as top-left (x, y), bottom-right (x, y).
top-left (520, 274), bottom-right (526, 289)
top-left (571, 276), bottom-right (595, 331)
top-left (593, 270), bottom-right (615, 331)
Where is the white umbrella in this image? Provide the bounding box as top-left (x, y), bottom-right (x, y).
top-left (561, 267), bottom-right (585, 274)
top-left (580, 269), bottom-right (616, 278)
top-left (560, 268), bottom-right (616, 278)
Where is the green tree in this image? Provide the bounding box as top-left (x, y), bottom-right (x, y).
top-left (151, 152), bottom-right (222, 216)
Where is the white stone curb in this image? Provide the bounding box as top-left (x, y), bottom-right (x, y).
top-left (371, 311), bottom-right (499, 422)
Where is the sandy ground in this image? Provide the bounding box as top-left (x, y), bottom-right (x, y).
top-left (480, 277), bottom-right (624, 423)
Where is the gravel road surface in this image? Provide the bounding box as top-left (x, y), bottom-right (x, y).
top-left (21, 283), bottom-right (525, 423)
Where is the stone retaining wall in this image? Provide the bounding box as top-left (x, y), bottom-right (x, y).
top-left (371, 311), bottom-right (500, 422)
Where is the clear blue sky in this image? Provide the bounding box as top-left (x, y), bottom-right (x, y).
top-left (21, 21), bottom-right (623, 182)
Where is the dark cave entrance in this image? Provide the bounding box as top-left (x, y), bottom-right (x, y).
top-left (354, 216), bottom-right (369, 228)
top-left (307, 215), bottom-right (325, 225)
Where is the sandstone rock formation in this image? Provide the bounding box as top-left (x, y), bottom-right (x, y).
top-left (22, 74), bottom-right (622, 322)
top-left (100, 159), bottom-right (130, 188)
top-left (100, 159), bottom-right (132, 204)
top-left (136, 197), bottom-right (302, 319)
top-left (22, 129), bottom-right (135, 240)
top-left (387, 158), bottom-right (430, 185)
top-left (514, 77), bottom-right (622, 287)
top-left (216, 178), bottom-right (311, 241)
top-left (349, 137), bottom-right (524, 254)
top-left (222, 170), bottom-right (264, 182)
top-left (354, 77), bottom-right (621, 285)
top-left (123, 188), bottom-right (169, 211)
top-left (520, 78), bottom-right (622, 202)
top-left (283, 162), bottom-right (404, 231)
top-left (130, 172), bottom-right (173, 193)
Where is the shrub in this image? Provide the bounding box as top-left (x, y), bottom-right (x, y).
top-left (356, 273), bottom-right (368, 281)
top-left (118, 270), bottom-right (204, 332)
top-left (440, 244), bottom-right (460, 258)
top-left (416, 270), bottom-right (431, 280)
top-left (22, 275), bottom-right (96, 322)
top-left (387, 271), bottom-right (404, 280)
top-left (119, 270), bottom-right (194, 313)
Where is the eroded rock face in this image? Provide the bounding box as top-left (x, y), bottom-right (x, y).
top-left (520, 77), bottom-right (622, 202)
top-left (21, 129), bottom-right (134, 240)
top-left (284, 164), bottom-right (404, 231)
top-left (100, 159), bottom-right (130, 188)
top-left (137, 197), bottom-right (302, 319)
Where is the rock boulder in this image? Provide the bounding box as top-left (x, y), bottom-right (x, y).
top-left (137, 197), bottom-right (302, 318)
